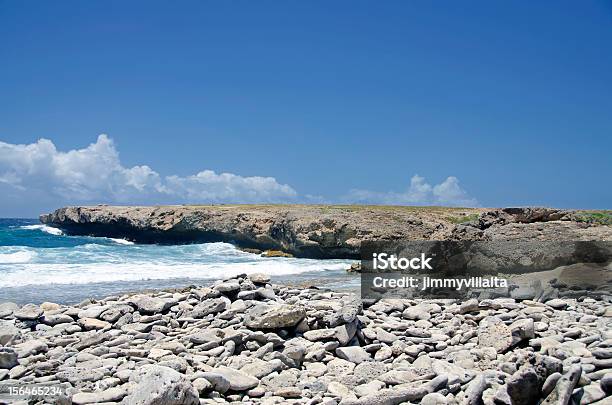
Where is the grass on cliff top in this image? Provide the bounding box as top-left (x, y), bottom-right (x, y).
top-left (180, 204), bottom-right (485, 223)
top-left (182, 203), bottom-right (483, 213)
top-left (446, 213), bottom-right (481, 224)
top-left (573, 211), bottom-right (612, 225)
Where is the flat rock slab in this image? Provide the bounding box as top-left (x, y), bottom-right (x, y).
top-left (336, 346), bottom-right (372, 364)
top-left (213, 366), bottom-right (259, 391)
top-left (478, 316), bottom-right (513, 353)
top-left (125, 364), bottom-right (199, 405)
top-left (72, 386), bottom-right (127, 404)
top-left (13, 304), bottom-right (42, 320)
top-left (127, 295), bottom-right (176, 314)
top-left (244, 304), bottom-right (306, 329)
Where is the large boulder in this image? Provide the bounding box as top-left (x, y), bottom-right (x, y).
top-left (244, 304), bottom-right (306, 329)
top-left (123, 365), bottom-right (198, 405)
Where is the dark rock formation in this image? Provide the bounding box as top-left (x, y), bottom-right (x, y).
top-left (40, 206), bottom-right (612, 259)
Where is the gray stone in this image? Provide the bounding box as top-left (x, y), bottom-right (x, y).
top-left (510, 318), bottom-right (534, 343)
top-left (336, 346), bottom-right (372, 364)
top-left (305, 362), bottom-right (327, 377)
top-left (356, 375), bottom-right (447, 405)
top-left (128, 295), bottom-right (176, 314)
top-left (240, 358), bottom-right (282, 378)
top-left (327, 358), bottom-right (356, 376)
top-left (459, 299), bottom-right (480, 314)
top-left (244, 304), bottom-right (306, 329)
top-left (72, 332), bottom-right (108, 351)
top-left (124, 364), bottom-right (198, 405)
top-left (282, 344), bottom-right (305, 366)
top-left (421, 392), bottom-right (448, 405)
top-left (72, 386), bottom-right (127, 404)
top-left (99, 305), bottom-right (133, 322)
top-left (0, 302), bottom-right (18, 318)
top-left (0, 348), bottom-right (18, 369)
top-left (402, 304), bottom-right (432, 321)
top-left (189, 298), bottom-right (228, 318)
top-left (542, 372), bottom-right (562, 398)
top-left (379, 370), bottom-right (424, 385)
top-left (464, 374), bottom-right (487, 405)
top-left (327, 381), bottom-right (354, 398)
top-left (275, 387), bottom-right (302, 398)
top-left (78, 317), bottom-right (111, 330)
top-left (13, 304), bottom-right (42, 320)
top-left (0, 323), bottom-right (20, 345)
top-left (353, 361), bottom-right (387, 382)
top-left (572, 383), bottom-right (606, 404)
top-left (304, 329), bottom-right (336, 341)
top-left (334, 320), bottom-right (358, 345)
top-left (545, 299), bottom-right (568, 309)
top-left (375, 346), bottom-right (393, 361)
top-left (261, 369), bottom-right (300, 391)
top-left (248, 273), bottom-right (271, 284)
top-left (542, 364), bottom-right (582, 405)
top-left (14, 339), bottom-right (48, 357)
top-left (77, 305), bottom-right (108, 319)
top-left (213, 366), bottom-right (259, 391)
top-left (506, 367), bottom-right (542, 405)
top-left (192, 377), bottom-right (212, 394)
top-left (376, 328), bottom-right (399, 344)
top-left (432, 360), bottom-right (473, 384)
top-left (214, 281), bottom-right (240, 293)
top-left (354, 380), bottom-right (385, 398)
top-left (201, 372), bottom-right (231, 393)
top-left (478, 316), bottom-right (513, 353)
top-left (592, 349), bottom-right (612, 360)
top-left (41, 313), bottom-right (74, 326)
top-left (325, 296), bottom-right (362, 327)
top-left (600, 373), bottom-right (612, 393)
top-left (57, 367), bottom-right (106, 384)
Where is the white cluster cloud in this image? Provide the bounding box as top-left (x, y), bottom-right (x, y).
top-left (0, 135), bottom-right (478, 214)
top-left (345, 175), bottom-right (479, 207)
top-left (0, 135), bottom-right (297, 205)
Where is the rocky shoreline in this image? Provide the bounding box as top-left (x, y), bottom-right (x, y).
top-left (39, 206), bottom-right (612, 259)
top-left (1, 276), bottom-right (611, 405)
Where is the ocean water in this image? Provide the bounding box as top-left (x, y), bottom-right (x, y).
top-left (0, 219), bottom-right (356, 304)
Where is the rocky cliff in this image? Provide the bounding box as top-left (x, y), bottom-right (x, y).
top-left (40, 205), bottom-right (612, 259)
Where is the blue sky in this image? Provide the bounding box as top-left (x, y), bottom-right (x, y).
top-left (1, 1), bottom-right (611, 216)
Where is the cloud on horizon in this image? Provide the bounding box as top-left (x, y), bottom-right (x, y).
top-left (344, 175), bottom-right (479, 207)
top-left (0, 135), bottom-right (478, 214)
top-left (0, 135), bottom-right (298, 206)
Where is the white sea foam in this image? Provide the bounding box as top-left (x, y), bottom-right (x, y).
top-left (0, 236), bottom-right (352, 288)
top-left (20, 224), bottom-right (64, 236)
top-left (107, 238), bottom-right (135, 245)
top-left (0, 250), bottom-right (37, 264)
top-left (0, 259), bottom-right (351, 287)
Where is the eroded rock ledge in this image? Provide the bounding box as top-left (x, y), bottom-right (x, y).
top-left (40, 206), bottom-right (612, 259)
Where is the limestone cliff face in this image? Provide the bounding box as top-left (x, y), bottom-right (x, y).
top-left (40, 205), bottom-right (611, 259)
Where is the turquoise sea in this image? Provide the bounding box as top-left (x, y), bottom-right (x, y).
top-left (0, 219), bottom-right (355, 304)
